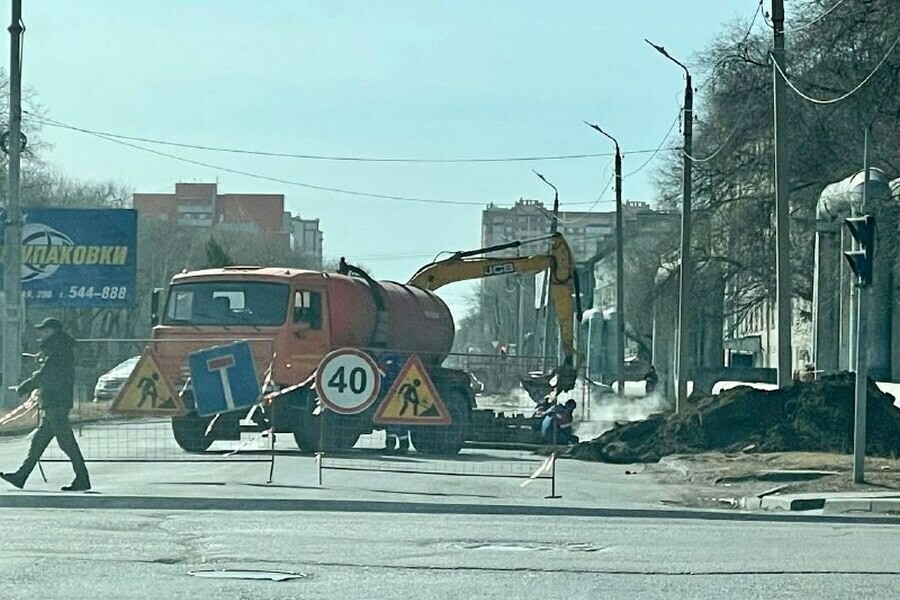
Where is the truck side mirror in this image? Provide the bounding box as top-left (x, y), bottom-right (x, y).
top-left (150, 288), bottom-right (163, 326)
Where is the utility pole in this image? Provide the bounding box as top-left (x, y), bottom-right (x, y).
top-left (3, 0), bottom-right (24, 408)
top-left (772, 0), bottom-right (793, 388)
top-left (646, 40), bottom-right (692, 412)
top-left (534, 171), bottom-right (559, 373)
top-left (583, 122), bottom-right (625, 397)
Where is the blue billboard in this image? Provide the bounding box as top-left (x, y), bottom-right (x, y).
top-left (0, 208), bottom-right (137, 308)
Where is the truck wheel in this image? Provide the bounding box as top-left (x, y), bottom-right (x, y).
top-left (411, 388), bottom-right (470, 456)
top-left (292, 412), bottom-right (361, 453)
top-left (171, 415), bottom-right (215, 453)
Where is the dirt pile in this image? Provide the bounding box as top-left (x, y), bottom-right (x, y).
top-left (573, 374), bottom-right (900, 463)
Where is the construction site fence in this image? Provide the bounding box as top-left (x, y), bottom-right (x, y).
top-left (25, 338), bottom-right (276, 469)
top-left (2, 338), bottom-right (581, 494)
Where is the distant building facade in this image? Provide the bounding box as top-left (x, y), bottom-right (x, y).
top-left (290, 216), bottom-right (324, 270)
top-left (133, 183), bottom-right (324, 268)
top-left (481, 198), bottom-right (616, 262)
top-left (477, 198), bottom-right (670, 359)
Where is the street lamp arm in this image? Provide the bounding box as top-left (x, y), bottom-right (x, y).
top-left (645, 38), bottom-right (690, 79)
top-left (583, 121), bottom-right (620, 153)
top-left (532, 169), bottom-right (558, 197)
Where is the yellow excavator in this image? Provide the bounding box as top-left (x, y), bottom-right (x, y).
top-left (407, 232), bottom-right (580, 397)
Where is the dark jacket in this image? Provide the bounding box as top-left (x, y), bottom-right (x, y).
top-left (17, 331), bottom-right (76, 411)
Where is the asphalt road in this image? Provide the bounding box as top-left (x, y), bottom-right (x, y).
top-left (0, 509), bottom-right (898, 599)
top-left (0, 417), bottom-right (686, 509)
top-left (1, 415), bottom-right (899, 598)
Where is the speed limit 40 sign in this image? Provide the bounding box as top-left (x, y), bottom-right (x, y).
top-left (315, 348), bottom-right (381, 414)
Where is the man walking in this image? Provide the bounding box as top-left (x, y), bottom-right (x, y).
top-left (1, 318), bottom-right (90, 491)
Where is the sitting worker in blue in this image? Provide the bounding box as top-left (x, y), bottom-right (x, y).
top-left (540, 398), bottom-right (578, 445)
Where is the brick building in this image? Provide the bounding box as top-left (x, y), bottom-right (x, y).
top-left (133, 183), bottom-right (324, 267)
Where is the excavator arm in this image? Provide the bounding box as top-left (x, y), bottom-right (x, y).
top-left (407, 233), bottom-right (579, 392)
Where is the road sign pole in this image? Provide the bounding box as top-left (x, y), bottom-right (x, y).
top-left (546, 420), bottom-right (561, 499)
top-left (267, 401), bottom-right (276, 484)
top-left (316, 452), bottom-right (323, 486)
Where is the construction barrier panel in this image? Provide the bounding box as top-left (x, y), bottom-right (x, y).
top-left (34, 338), bottom-right (276, 469)
top-left (307, 349), bottom-right (575, 496)
top-left (5, 338), bottom-right (592, 495)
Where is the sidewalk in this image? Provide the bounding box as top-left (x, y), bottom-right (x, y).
top-left (649, 451), bottom-right (900, 514)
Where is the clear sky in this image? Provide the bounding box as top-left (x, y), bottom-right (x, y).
top-left (16, 0), bottom-right (762, 322)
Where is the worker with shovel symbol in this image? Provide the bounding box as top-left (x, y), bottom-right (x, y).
top-left (137, 373), bottom-right (160, 408)
top-left (398, 378), bottom-right (423, 416)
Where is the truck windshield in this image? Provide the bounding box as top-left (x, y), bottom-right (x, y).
top-left (163, 281), bottom-right (290, 326)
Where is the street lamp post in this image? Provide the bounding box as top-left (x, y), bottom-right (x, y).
top-left (583, 122), bottom-right (625, 398)
top-left (646, 39), bottom-right (693, 412)
top-left (533, 170), bottom-right (559, 373)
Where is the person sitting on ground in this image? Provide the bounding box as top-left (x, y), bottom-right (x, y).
top-left (541, 398), bottom-right (578, 445)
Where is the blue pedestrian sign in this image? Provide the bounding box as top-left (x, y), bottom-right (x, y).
top-left (188, 341), bottom-right (261, 417)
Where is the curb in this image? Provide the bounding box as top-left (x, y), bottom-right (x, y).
top-left (740, 495), bottom-right (825, 512)
top-left (2, 493), bottom-right (900, 524)
top-left (824, 498), bottom-right (900, 515)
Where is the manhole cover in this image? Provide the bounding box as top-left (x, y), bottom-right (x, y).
top-left (188, 569), bottom-right (308, 582)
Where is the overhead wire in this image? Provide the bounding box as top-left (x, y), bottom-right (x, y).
top-left (29, 114), bottom-right (667, 164)
top-left (547, 168), bottom-right (616, 226)
top-left (740, 0), bottom-right (764, 42)
top-left (683, 101), bottom-right (753, 163)
top-left (780, 0), bottom-right (849, 33)
top-left (61, 127), bottom-right (489, 207)
top-left (546, 109), bottom-right (683, 225)
top-left (624, 110), bottom-right (681, 178)
top-left (28, 113), bottom-right (670, 207)
top-left (772, 29), bottom-right (900, 105)
top-left (700, 0), bottom-right (764, 93)
top-left (348, 251), bottom-right (440, 261)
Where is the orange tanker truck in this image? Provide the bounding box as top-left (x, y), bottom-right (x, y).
top-left (149, 233), bottom-right (579, 454)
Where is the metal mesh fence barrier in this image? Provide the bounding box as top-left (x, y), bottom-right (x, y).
top-left (310, 350), bottom-right (568, 494)
top-left (1, 337), bottom-right (586, 494)
top-left (36, 338), bottom-right (275, 465)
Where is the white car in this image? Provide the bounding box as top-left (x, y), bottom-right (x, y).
top-left (93, 356), bottom-right (140, 402)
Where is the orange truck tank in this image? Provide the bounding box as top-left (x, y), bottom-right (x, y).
top-left (151, 266), bottom-right (470, 454)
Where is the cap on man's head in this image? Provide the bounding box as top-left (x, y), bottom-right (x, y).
top-left (35, 317), bottom-right (63, 331)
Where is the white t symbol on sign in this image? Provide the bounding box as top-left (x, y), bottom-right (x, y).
top-left (206, 354), bottom-right (237, 411)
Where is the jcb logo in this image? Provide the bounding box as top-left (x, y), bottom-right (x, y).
top-left (484, 263), bottom-right (515, 276)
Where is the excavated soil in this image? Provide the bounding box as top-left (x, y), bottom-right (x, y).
top-left (573, 374), bottom-right (900, 463)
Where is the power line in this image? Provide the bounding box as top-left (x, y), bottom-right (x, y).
top-left (772, 29), bottom-right (900, 105)
top-left (701, 0), bottom-right (764, 92)
top-left (65, 128), bottom-right (491, 207)
top-left (741, 0), bottom-right (764, 42)
top-left (547, 110), bottom-right (683, 225)
top-left (347, 251), bottom-right (439, 261)
top-left (29, 114), bottom-right (668, 164)
top-left (683, 101), bottom-right (752, 163)
top-left (31, 114), bottom-right (662, 208)
top-left (777, 0), bottom-right (849, 33)
top-left (548, 170), bottom-right (617, 226)
top-left (624, 110), bottom-right (681, 178)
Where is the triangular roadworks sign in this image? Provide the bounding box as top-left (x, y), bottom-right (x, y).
top-left (110, 350), bottom-right (186, 416)
top-left (373, 355), bottom-right (451, 426)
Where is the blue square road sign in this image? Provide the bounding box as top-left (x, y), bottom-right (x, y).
top-left (188, 341), bottom-right (261, 417)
